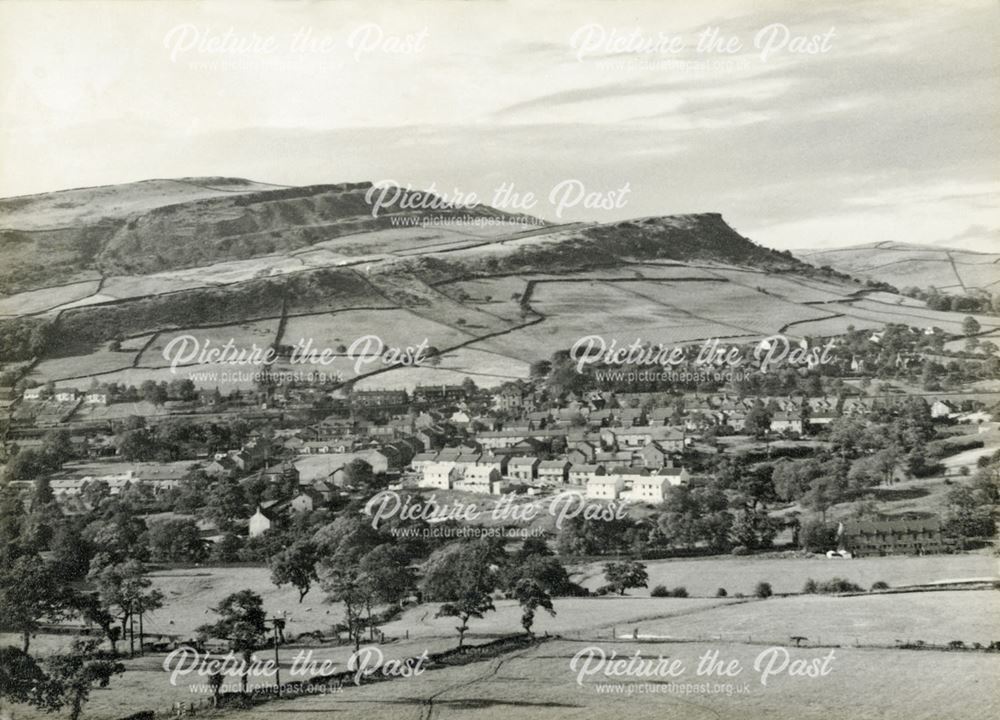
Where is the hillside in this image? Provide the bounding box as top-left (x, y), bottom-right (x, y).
top-left (0, 178), bottom-right (534, 294)
top-left (2, 178), bottom-right (999, 391)
top-left (799, 241), bottom-right (1000, 293)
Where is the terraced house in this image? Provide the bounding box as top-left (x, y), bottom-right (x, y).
top-left (839, 519), bottom-right (957, 557)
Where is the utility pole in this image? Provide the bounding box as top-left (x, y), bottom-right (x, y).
top-left (267, 615), bottom-right (287, 697)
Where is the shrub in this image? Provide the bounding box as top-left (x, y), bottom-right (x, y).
top-left (870, 580), bottom-right (890, 591)
top-left (715, 587), bottom-right (728, 597)
top-left (671, 586), bottom-right (689, 598)
top-left (755, 581), bottom-right (773, 599)
top-left (651, 584), bottom-right (670, 597)
top-left (731, 545), bottom-right (751, 556)
top-left (803, 578), bottom-right (818, 594)
top-left (816, 577), bottom-right (863, 594)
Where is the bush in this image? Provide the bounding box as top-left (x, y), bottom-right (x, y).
top-left (803, 578), bottom-right (818, 594)
top-left (652, 585), bottom-right (689, 598)
top-left (803, 578), bottom-right (864, 594)
top-left (731, 545), bottom-right (751, 556)
top-left (870, 580), bottom-right (890, 591)
top-left (715, 587), bottom-right (728, 597)
top-left (755, 581), bottom-right (773, 599)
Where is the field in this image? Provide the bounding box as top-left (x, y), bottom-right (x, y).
top-left (799, 242), bottom-right (1000, 292)
top-left (570, 553), bottom-right (999, 597)
top-left (221, 639), bottom-right (1000, 720)
top-left (137, 319), bottom-right (281, 369)
top-left (6, 558), bottom-right (999, 719)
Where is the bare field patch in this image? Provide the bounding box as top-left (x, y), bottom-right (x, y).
top-left (0, 280), bottom-right (102, 316)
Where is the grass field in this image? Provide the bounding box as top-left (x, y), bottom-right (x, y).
top-left (7, 560), bottom-right (999, 719)
top-left (571, 553), bottom-right (999, 597)
top-left (218, 638), bottom-right (1000, 720)
top-left (799, 242), bottom-right (1000, 292)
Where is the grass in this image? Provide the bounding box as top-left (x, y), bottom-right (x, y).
top-left (570, 554), bottom-right (999, 597)
top-left (218, 639), bottom-right (1000, 720)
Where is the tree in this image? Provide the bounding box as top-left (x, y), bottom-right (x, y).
top-left (603, 560), bottom-right (648, 595)
top-left (0, 646), bottom-right (63, 712)
top-left (962, 316), bottom-right (981, 336)
top-left (197, 590), bottom-right (268, 694)
top-left (435, 591), bottom-right (495, 648)
top-left (743, 400), bottom-right (772, 439)
top-left (755, 581), bottom-right (773, 599)
top-left (319, 563), bottom-right (370, 651)
top-left (342, 458), bottom-right (380, 492)
top-left (46, 638), bottom-right (125, 720)
top-left (269, 539), bottom-right (319, 603)
top-left (0, 555), bottom-right (75, 652)
top-left (511, 578), bottom-right (555, 635)
top-left (422, 540), bottom-right (502, 647)
top-left (147, 518), bottom-right (207, 563)
top-left (89, 560), bottom-right (164, 656)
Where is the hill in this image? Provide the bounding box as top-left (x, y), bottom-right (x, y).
top-left (798, 241), bottom-right (1000, 293)
top-left (2, 178), bottom-right (999, 391)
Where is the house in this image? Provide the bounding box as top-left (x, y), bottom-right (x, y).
top-left (249, 505), bottom-right (276, 537)
top-left (839, 519), bottom-right (956, 557)
top-left (638, 441), bottom-right (668, 469)
top-left (623, 476), bottom-right (671, 503)
top-left (412, 384), bottom-right (466, 404)
top-left (619, 408), bottom-right (646, 427)
top-left (656, 465), bottom-right (690, 487)
top-left (507, 456), bottom-right (540, 481)
top-left (771, 413), bottom-right (803, 434)
top-left (411, 452), bottom-right (439, 471)
top-left (350, 389), bottom-right (409, 409)
top-left (458, 466), bottom-right (503, 494)
top-left (50, 478), bottom-right (89, 498)
top-left (537, 460), bottom-right (571, 484)
top-left (494, 385), bottom-right (526, 411)
top-left (55, 388), bottom-right (79, 403)
top-left (420, 462), bottom-right (462, 490)
top-left (931, 400), bottom-right (957, 419)
top-left (205, 456), bottom-right (239, 479)
top-left (22, 386), bottom-right (43, 401)
top-left (261, 463), bottom-right (299, 485)
top-left (568, 463), bottom-right (605, 486)
top-left (289, 491), bottom-right (317, 514)
top-left (84, 391), bottom-right (109, 405)
top-left (586, 475), bottom-right (625, 500)
top-left (608, 426), bottom-right (685, 450)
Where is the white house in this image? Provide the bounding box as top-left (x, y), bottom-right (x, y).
top-left (249, 505), bottom-right (273, 537)
top-left (656, 466), bottom-right (690, 487)
top-left (931, 400), bottom-right (957, 419)
top-left (568, 464), bottom-right (605, 486)
top-left (507, 456), bottom-right (540, 481)
top-left (420, 462), bottom-right (462, 490)
top-left (623, 476), bottom-right (671, 503)
top-left (22, 387), bottom-right (43, 401)
top-left (55, 388), bottom-right (79, 403)
top-left (586, 475), bottom-right (625, 500)
top-left (457, 466), bottom-right (503, 495)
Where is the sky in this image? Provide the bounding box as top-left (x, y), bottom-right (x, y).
top-left (0, 0), bottom-right (997, 251)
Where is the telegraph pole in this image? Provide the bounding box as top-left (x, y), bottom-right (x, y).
top-left (267, 615), bottom-right (287, 697)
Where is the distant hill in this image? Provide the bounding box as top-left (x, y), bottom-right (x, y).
top-left (3, 178), bottom-right (998, 389)
top-left (798, 241), bottom-right (1000, 293)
